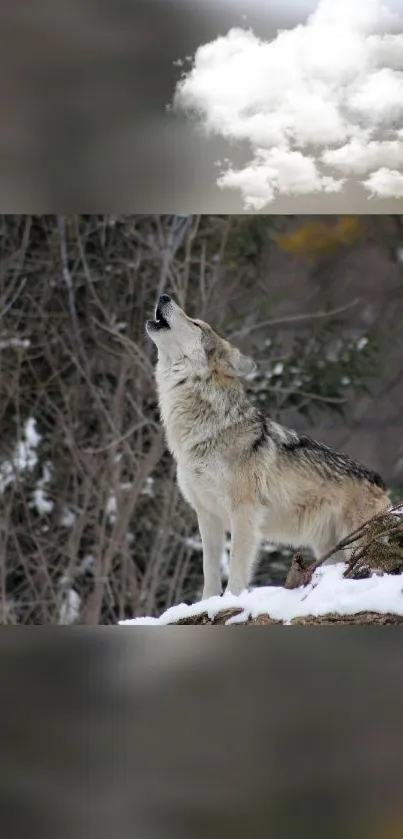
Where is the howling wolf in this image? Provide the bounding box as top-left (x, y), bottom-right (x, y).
top-left (147, 294), bottom-right (390, 598)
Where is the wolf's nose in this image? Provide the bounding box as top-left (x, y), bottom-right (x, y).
top-left (159, 294), bottom-right (171, 306)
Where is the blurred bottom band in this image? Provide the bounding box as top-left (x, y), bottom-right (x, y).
top-left (0, 632), bottom-right (402, 839)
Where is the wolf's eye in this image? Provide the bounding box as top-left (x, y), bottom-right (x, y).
top-left (190, 320), bottom-right (201, 328)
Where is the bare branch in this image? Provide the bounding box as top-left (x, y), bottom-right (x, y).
top-left (229, 298), bottom-right (360, 339)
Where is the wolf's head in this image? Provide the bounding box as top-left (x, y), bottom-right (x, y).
top-left (146, 295), bottom-right (256, 379)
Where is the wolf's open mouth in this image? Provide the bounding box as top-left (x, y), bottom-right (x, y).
top-left (147, 303), bottom-right (170, 331)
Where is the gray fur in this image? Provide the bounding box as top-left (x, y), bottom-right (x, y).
top-left (147, 296), bottom-right (390, 599)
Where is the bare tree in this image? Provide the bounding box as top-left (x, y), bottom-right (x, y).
top-left (0, 214), bottom-right (397, 622)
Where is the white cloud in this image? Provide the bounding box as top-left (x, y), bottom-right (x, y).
top-left (174, 0), bottom-right (403, 208)
top-left (322, 139), bottom-right (403, 174)
top-left (218, 147), bottom-right (343, 210)
top-left (346, 68), bottom-right (403, 123)
top-left (362, 168), bottom-right (403, 197)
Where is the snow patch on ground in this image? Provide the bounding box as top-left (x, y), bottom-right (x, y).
top-left (120, 564), bottom-right (403, 625)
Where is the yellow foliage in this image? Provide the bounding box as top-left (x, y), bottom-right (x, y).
top-left (275, 216), bottom-right (364, 259)
top-left (369, 814), bottom-right (403, 839)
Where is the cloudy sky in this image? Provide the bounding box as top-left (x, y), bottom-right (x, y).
top-left (3, 0), bottom-right (401, 211)
top-left (172, 0), bottom-right (403, 212)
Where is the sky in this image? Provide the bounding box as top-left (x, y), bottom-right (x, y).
top-left (173, 0), bottom-right (403, 211)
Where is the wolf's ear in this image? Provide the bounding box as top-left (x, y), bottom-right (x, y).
top-left (221, 349), bottom-right (256, 378)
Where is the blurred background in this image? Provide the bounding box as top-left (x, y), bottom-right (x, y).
top-left (1, 213), bottom-right (403, 623)
top-left (1, 631), bottom-right (403, 839)
top-left (1, 0), bottom-right (402, 211)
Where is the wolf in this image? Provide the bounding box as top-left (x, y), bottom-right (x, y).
top-left (146, 294), bottom-right (390, 599)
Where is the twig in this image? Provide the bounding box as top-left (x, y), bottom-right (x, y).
top-left (303, 503), bottom-right (403, 582)
top-left (229, 299), bottom-right (360, 339)
top-left (57, 215), bottom-right (88, 368)
top-left (265, 385), bottom-right (347, 404)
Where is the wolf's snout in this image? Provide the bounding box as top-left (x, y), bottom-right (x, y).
top-left (146, 294), bottom-right (172, 334)
top-left (155, 293), bottom-right (171, 321)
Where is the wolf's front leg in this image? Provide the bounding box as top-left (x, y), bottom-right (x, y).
top-left (197, 509), bottom-right (225, 600)
top-left (227, 505), bottom-right (261, 596)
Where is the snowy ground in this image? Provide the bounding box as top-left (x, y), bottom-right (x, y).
top-left (120, 563), bottom-right (403, 626)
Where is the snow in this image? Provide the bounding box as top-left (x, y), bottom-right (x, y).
top-left (32, 487), bottom-right (53, 514)
top-left (58, 588), bottom-right (81, 625)
top-left (141, 477), bottom-right (155, 497)
top-left (0, 417), bottom-right (41, 492)
top-left (0, 337), bottom-right (30, 349)
top-left (106, 493), bottom-right (117, 523)
top-left (185, 536), bottom-right (203, 550)
top-left (79, 554), bottom-right (95, 573)
top-left (59, 507), bottom-right (76, 527)
top-left (119, 564), bottom-right (403, 626)
top-left (0, 420), bottom-right (55, 515)
top-left (30, 461), bottom-right (54, 515)
top-left (16, 417), bottom-right (41, 469)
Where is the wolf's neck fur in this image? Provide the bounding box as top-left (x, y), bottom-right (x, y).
top-left (155, 362), bottom-right (257, 460)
